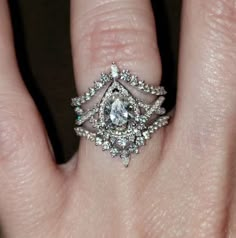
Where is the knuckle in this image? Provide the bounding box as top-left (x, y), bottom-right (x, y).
top-left (73, 3), bottom-right (159, 70)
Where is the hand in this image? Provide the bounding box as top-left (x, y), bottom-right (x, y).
top-left (0, 0), bottom-right (236, 237)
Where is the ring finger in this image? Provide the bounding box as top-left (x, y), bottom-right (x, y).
top-left (70, 0), bottom-right (167, 180)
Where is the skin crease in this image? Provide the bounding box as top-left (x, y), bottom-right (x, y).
top-left (0, 0), bottom-right (236, 237)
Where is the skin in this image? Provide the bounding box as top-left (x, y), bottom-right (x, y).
top-left (0, 0), bottom-right (236, 237)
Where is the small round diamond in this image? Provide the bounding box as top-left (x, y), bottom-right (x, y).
top-left (117, 138), bottom-right (128, 148)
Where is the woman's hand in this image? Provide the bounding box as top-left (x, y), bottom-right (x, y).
top-left (0, 0), bottom-right (236, 237)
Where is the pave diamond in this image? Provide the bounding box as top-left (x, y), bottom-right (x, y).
top-left (110, 98), bottom-right (128, 126)
top-left (102, 141), bottom-right (111, 151)
top-left (117, 138), bottom-right (128, 148)
top-left (95, 137), bottom-right (103, 146)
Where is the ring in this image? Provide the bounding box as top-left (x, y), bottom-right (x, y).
top-left (71, 63), bottom-right (170, 167)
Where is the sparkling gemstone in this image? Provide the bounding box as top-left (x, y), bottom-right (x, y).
top-left (102, 141), bottom-right (111, 151)
top-left (94, 81), bottom-right (103, 89)
top-left (110, 98), bottom-right (128, 126)
top-left (110, 148), bottom-right (119, 157)
top-left (111, 63), bottom-right (119, 79)
top-left (143, 131), bottom-right (150, 140)
top-left (95, 137), bottom-right (103, 146)
top-left (117, 138), bottom-right (128, 148)
top-left (75, 107), bottom-right (83, 114)
top-left (129, 145), bottom-right (139, 154)
top-left (77, 115), bottom-right (82, 121)
top-left (129, 135), bottom-right (135, 142)
top-left (136, 136), bottom-right (145, 146)
top-left (89, 87), bottom-right (95, 96)
top-left (121, 153), bottom-right (130, 167)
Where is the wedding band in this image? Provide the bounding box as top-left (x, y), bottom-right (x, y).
top-left (71, 63), bottom-right (170, 167)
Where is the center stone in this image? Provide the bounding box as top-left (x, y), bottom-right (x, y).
top-left (110, 98), bottom-right (129, 126)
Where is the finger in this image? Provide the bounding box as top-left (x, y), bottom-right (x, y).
top-left (176, 0), bottom-right (236, 141)
top-left (0, 0), bottom-right (63, 230)
top-left (71, 0), bottom-right (165, 172)
top-left (171, 0), bottom-right (236, 234)
top-left (71, 0), bottom-right (162, 90)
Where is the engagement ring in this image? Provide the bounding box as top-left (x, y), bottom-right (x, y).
top-left (71, 63), bottom-right (170, 167)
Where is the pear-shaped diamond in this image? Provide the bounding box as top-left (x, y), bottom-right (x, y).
top-left (110, 98), bottom-right (128, 126)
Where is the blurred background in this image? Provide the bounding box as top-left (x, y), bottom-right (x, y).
top-left (6, 0), bottom-right (182, 164)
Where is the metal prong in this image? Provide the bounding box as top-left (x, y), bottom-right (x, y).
top-left (111, 62), bottom-right (120, 79)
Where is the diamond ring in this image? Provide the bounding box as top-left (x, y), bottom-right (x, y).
top-left (71, 63), bottom-right (170, 167)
